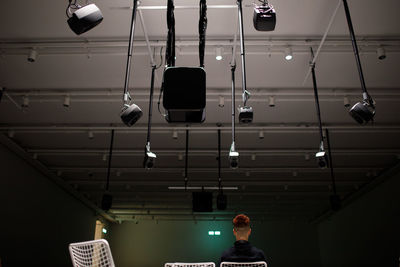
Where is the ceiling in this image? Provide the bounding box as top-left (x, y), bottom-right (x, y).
top-left (1, 0), bottom-right (400, 223)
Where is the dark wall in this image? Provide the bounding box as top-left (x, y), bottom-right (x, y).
top-left (318, 170), bottom-right (400, 267)
top-left (108, 219), bottom-right (320, 267)
top-left (0, 144), bottom-right (98, 267)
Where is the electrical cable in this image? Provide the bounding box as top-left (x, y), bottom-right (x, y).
top-left (105, 129), bottom-right (115, 191)
top-left (237, 0), bottom-right (250, 107)
top-left (166, 0), bottom-right (176, 67)
top-left (325, 129), bottom-right (337, 195)
top-left (184, 129), bottom-right (189, 190)
top-left (199, 0), bottom-right (207, 68)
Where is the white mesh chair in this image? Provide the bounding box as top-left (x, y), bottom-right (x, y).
top-left (165, 263), bottom-right (174, 267)
top-left (220, 262), bottom-right (267, 267)
top-left (69, 239), bottom-right (115, 267)
top-left (171, 262), bottom-right (215, 267)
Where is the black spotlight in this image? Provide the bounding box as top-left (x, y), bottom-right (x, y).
top-left (217, 193), bottom-right (227, 210)
top-left (101, 193), bottom-right (113, 211)
top-left (192, 191), bottom-right (213, 212)
top-left (143, 143), bottom-right (156, 170)
top-left (229, 142), bottom-right (239, 169)
top-left (238, 106), bottom-right (253, 124)
top-left (67, 3), bottom-right (103, 35)
top-left (120, 103), bottom-right (143, 127)
top-left (349, 101), bottom-right (375, 124)
top-left (330, 194), bottom-right (341, 211)
top-left (253, 0), bottom-right (276, 31)
top-left (315, 150), bottom-right (328, 169)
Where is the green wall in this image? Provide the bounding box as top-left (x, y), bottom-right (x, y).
top-left (0, 144), bottom-right (98, 267)
top-left (318, 170), bottom-right (400, 266)
top-left (108, 219), bottom-right (320, 267)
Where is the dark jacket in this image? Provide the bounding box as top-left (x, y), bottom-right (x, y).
top-left (220, 240), bottom-right (266, 264)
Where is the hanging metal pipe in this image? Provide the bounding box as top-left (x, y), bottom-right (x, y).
top-left (237, 0), bottom-right (249, 106)
top-left (122, 0), bottom-right (139, 104)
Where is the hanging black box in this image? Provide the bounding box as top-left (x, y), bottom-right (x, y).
top-left (253, 5), bottom-right (276, 31)
top-left (162, 67), bottom-right (206, 123)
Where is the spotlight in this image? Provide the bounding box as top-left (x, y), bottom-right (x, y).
top-left (268, 96), bottom-right (275, 107)
top-left (253, 0), bottom-right (276, 31)
top-left (27, 49), bottom-right (37, 62)
top-left (251, 154), bottom-right (256, 161)
top-left (238, 106), bottom-right (253, 123)
top-left (258, 130), bottom-right (264, 139)
top-left (343, 96), bottom-right (350, 108)
top-left (21, 95), bottom-right (29, 108)
top-left (63, 95), bottom-right (70, 107)
top-left (229, 142), bottom-right (239, 169)
top-left (67, 3), bottom-right (103, 35)
top-left (215, 47), bottom-right (223, 61)
top-left (172, 130), bottom-right (178, 139)
top-left (349, 100), bottom-right (375, 124)
top-left (143, 143), bottom-right (156, 170)
top-left (377, 46), bottom-right (386, 60)
top-left (315, 150), bottom-right (328, 169)
top-left (120, 103), bottom-right (143, 126)
top-left (88, 131), bottom-right (94, 139)
top-left (284, 47), bottom-right (293, 61)
top-left (218, 96), bottom-right (225, 108)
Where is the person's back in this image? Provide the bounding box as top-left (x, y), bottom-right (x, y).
top-left (220, 214), bottom-right (266, 263)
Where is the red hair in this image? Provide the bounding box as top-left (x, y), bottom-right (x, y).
top-left (233, 214), bottom-right (250, 228)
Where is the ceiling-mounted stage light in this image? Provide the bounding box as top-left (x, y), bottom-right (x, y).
top-left (349, 99), bottom-right (375, 124)
top-left (268, 96), bottom-right (275, 107)
top-left (253, 0), bottom-right (276, 31)
top-left (251, 154), bottom-right (256, 161)
top-left (63, 95), bottom-right (71, 107)
top-left (27, 49), bottom-right (38, 63)
top-left (215, 47), bottom-right (223, 61)
top-left (172, 130), bottom-right (178, 139)
top-left (66, 2), bottom-right (103, 35)
top-left (315, 149), bottom-right (328, 169)
top-left (343, 96), bottom-right (350, 108)
top-left (258, 130), bottom-right (264, 139)
top-left (88, 130), bottom-right (94, 139)
top-left (21, 95), bottom-right (29, 108)
top-left (229, 142), bottom-right (239, 169)
top-left (143, 142), bottom-right (156, 170)
top-left (377, 46), bottom-right (386, 60)
top-left (285, 47), bottom-right (293, 61)
top-left (218, 96), bottom-right (225, 108)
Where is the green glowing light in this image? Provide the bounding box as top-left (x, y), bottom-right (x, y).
top-left (208, 231), bottom-right (215, 235)
top-left (102, 228), bottom-right (107, 234)
top-left (214, 231), bottom-right (221, 235)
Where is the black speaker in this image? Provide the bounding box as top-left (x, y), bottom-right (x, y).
top-left (101, 193), bottom-right (113, 211)
top-left (67, 4), bottom-right (103, 35)
top-left (217, 193), bottom-right (227, 210)
top-left (349, 101), bottom-right (375, 124)
top-left (253, 5), bottom-right (276, 31)
top-left (192, 192), bottom-right (213, 212)
top-left (163, 67), bottom-right (206, 123)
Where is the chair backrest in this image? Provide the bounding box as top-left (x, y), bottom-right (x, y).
top-left (164, 263), bottom-right (174, 267)
top-left (69, 239), bottom-right (115, 267)
top-left (172, 262), bottom-right (215, 267)
top-left (220, 262), bottom-right (267, 267)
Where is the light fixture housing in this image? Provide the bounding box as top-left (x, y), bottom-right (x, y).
top-left (218, 96), bottom-right (225, 108)
top-left (349, 100), bottom-right (375, 124)
top-left (343, 96), bottom-right (350, 107)
top-left (315, 150), bottom-right (328, 169)
top-left (27, 49), bottom-right (38, 62)
top-left (377, 46), bottom-right (386, 60)
top-left (21, 96), bottom-right (29, 108)
top-left (215, 47), bottom-right (223, 61)
top-left (172, 130), bottom-right (178, 139)
top-left (229, 142), bottom-right (239, 169)
top-left (285, 47), bottom-right (293, 61)
top-left (88, 131), bottom-right (94, 139)
top-left (268, 96), bottom-right (275, 107)
top-left (258, 130), bottom-right (264, 139)
top-left (67, 3), bottom-right (103, 35)
top-left (63, 95), bottom-right (71, 107)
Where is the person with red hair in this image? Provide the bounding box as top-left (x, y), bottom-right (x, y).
top-left (220, 214), bottom-right (266, 263)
